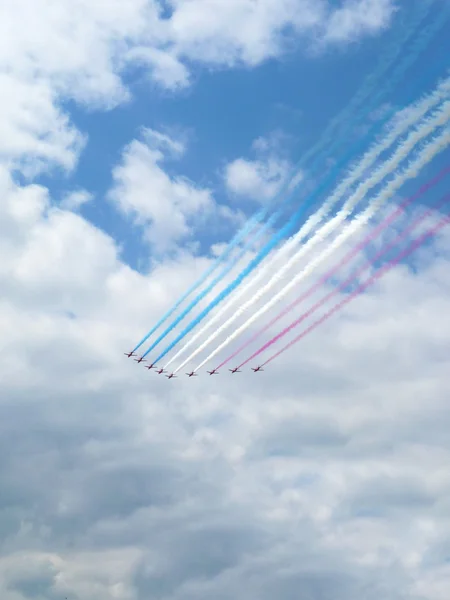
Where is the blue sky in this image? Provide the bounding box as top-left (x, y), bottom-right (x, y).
top-left (33, 0), bottom-right (450, 273)
top-left (1, 1), bottom-right (450, 599)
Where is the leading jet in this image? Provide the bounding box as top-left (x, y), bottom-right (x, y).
top-left (124, 351), bottom-right (136, 358)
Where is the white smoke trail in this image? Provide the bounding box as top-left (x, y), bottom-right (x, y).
top-left (164, 80), bottom-right (450, 372)
top-left (174, 104), bottom-right (450, 373)
top-left (194, 127), bottom-right (450, 372)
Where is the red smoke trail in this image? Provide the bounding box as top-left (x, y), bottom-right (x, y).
top-left (214, 167), bottom-right (450, 371)
top-left (240, 194), bottom-right (450, 369)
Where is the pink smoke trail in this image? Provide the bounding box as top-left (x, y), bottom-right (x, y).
top-left (214, 166), bottom-right (450, 371)
top-left (240, 194), bottom-right (450, 369)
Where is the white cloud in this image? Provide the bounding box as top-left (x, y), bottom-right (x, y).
top-left (108, 128), bottom-right (215, 253)
top-left (1, 158), bottom-right (450, 598)
top-left (167, 0), bottom-right (327, 67)
top-left (2, 1), bottom-right (447, 597)
top-left (323, 0), bottom-right (399, 44)
top-left (0, 0), bottom-right (399, 176)
top-left (225, 157), bottom-right (291, 202)
top-left (0, 0), bottom-right (164, 107)
top-left (224, 133), bottom-right (294, 202)
top-left (166, 0), bottom-right (398, 69)
top-left (60, 189), bottom-right (93, 211)
top-left (125, 45), bottom-right (191, 90)
top-left (0, 73), bottom-right (85, 175)
top-left (165, 0), bottom-right (397, 69)
top-left (0, 0), bottom-right (400, 104)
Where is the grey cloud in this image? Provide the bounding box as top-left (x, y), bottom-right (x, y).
top-left (339, 476), bottom-right (435, 519)
top-left (7, 561), bottom-right (58, 599)
top-left (251, 416), bottom-right (350, 458)
top-left (131, 511), bottom-right (410, 600)
top-left (2, 125), bottom-right (450, 599)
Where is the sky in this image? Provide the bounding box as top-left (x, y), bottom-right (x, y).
top-left (1, 0), bottom-right (450, 598)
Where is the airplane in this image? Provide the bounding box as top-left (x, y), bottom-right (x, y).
top-left (229, 367), bottom-right (241, 374)
top-left (186, 372), bottom-right (198, 377)
top-left (166, 373), bottom-right (177, 379)
top-left (134, 356), bottom-right (146, 364)
top-left (156, 368), bottom-right (165, 374)
top-left (251, 366), bottom-right (264, 372)
top-left (207, 369), bottom-right (219, 375)
top-left (124, 351), bottom-right (136, 358)
top-left (145, 363), bottom-right (156, 370)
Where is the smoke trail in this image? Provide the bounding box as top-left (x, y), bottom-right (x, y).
top-left (150, 61), bottom-right (450, 364)
top-left (218, 165), bottom-right (450, 370)
top-left (176, 104), bottom-right (450, 372)
top-left (282, 2), bottom-right (448, 202)
top-left (130, 212), bottom-right (266, 353)
top-left (259, 212), bottom-right (450, 368)
top-left (279, 0), bottom-right (438, 197)
top-left (163, 82), bottom-right (450, 371)
top-left (369, 5), bottom-right (448, 111)
top-left (132, 3), bottom-right (444, 356)
top-left (192, 127), bottom-right (450, 372)
top-left (238, 190), bottom-right (450, 368)
top-left (151, 101), bottom-right (449, 366)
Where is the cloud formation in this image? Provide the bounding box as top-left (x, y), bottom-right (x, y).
top-left (108, 128), bottom-right (216, 253)
top-left (0, 0), bottom-right (398, 175)
top-left (2, 1), bottom-right (450, 598)
top-left (2, 150), bottom-right (450, 598)
top-left (224, 134), bottom-right (293, 202)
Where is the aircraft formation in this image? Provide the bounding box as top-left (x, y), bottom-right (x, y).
top-left (125, 1), bottom-right (450, 379)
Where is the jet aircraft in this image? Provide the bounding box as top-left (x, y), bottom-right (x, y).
top-left (134, 357), bottom-right (146, 364)
top-left (146, 363), bottom-right (156, 370)
top-left (124, 351), bottom-right (136, 358)
top-left (207, 369), bottom-right (219, 375)
top-left (186, 372), bottom-right (198, 377)
top-left (229, 367), bottom-right (241, 374)
top-left (251, 366), bottom-right (264, 372)
top-left (156, 368), bottom-right (165, 374)
top-left (166, 373), bottom-right (177, 379)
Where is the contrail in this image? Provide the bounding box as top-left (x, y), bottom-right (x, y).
top-left (278, 0), bottom-right (439, 198)
top-left (131, 2), bottom-right (443, 357)
top-left (298, 0), bottom-right (443, 190)
top-left (130, 213), bottom-right (266, 353)
top-left (257, 210), bottom-right (450, 368)
top-left (146, 98), bottom-right (448, 365)
top-left (368, 2), bottom-right (448, 112)
top-left (176, 103), bottom-right (450, 372)
top-left (146, 58), bottom-right (450, 364)
top-left (192, 126), bottom-right (450, 372)
top-left (238, 189), bottom-right (450, 368)
top-left (163, 81), bottom-right (450, 371)
top-left (218, 165), bottom-right (450, 370)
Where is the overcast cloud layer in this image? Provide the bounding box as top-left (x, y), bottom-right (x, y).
top-left (1, 1), bottom-right (450, 599)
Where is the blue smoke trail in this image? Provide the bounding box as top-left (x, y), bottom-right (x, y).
top-left (148, 61), bottom-right (450, 364)
top-left (371, 13), bottom-right (449, 110)
top-left (295, 0), bottom-right (435, 172)
top-left (133, 1), bottom-right (444, 356)
top-left (141, 40), bottom-right (448, 360)
top-left (286, 1), bottom-right (449, 200)
top-left (131, 2), bottom-right (434, 355)
top-left (139, 210), bottom-right (284, 357)
top-left (131, 207), bottom-right (266, 353)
